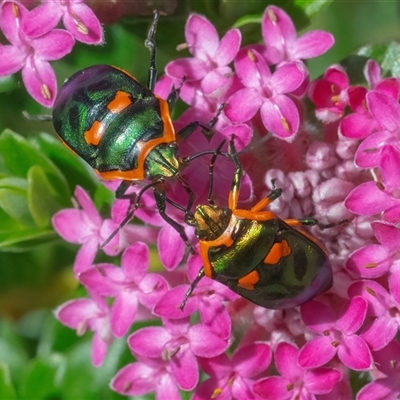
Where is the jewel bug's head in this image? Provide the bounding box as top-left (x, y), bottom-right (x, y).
top-left (192, 205), bottom-right (232, 241)
top-left (145, 143), bottom-right (180, 179)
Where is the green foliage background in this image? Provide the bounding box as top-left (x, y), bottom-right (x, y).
top-left (0, 0), bottom-right (399, 398)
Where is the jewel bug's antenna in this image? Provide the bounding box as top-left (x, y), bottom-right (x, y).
top-left (179, 268), bottom-right (205, 310)
top-left (207, 139), bottom-right (227, 205)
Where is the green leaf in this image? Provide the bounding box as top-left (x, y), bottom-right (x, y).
top-left (19, 354), bottom-right (65, 400)
top-left (0, 130), bottom-right (70, 203)
top-left (0, 181), bottom-right (34, 227)
top-left (358, 41), bottom-right (400, 78)
top-left (29, 133), bottom-right (100, 198)
top-left (0, 321), bottom-right (28, 380)
top-left (27, 166), bottom-right (64, 228)
top-left (0, 228), bottom-right (57, 252)
top-left (294, 0), bottom-right (333, 17)
top-left (0, 363), bottom-right (17, 400)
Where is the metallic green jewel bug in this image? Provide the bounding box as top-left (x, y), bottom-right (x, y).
top-left (49, 11), bottom-right (224, 250)
top-left (180, 138), bottom-right (333, 309)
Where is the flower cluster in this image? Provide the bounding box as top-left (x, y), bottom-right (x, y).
top-left (0, 0), bottom-right (103, 107)
top-left (49, 4), bottom-right (400, 399)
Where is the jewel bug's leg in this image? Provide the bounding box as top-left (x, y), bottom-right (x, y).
top-left (101, 180), bottom-right (158, 248)
top-left (176, 103), bottom-right (225, 141)
top-left (145, 10), bottom-right (160, 91)
top-left (206, 139), bottom-right (227, 205)
top-left (22, 111), bottom-right (52, 121)
top-left (250, 188), bottom-right (283, 213)
top-left (284, 217), bottom-right (318, 227)
top-left (178, 175), bottom-right (196, 219)
top-left (153, 189), bottom-right (195, 254)
top-left (166, 76), bottom-right (185, 113)
top-left (179, 267), bottom-right (205, 310)
top-left (227, 136), bottom-right (242, 211)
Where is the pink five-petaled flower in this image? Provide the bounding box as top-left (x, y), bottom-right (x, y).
top-left (0, 1), bottom-right (75, 107)
top-left (111, 355), bottom-right (181, 399)
top-left (253, 342), bottom-right (341, 399)
top-left (193, 342), bottom-right (272, 400)
top-left (308, 64), bottom-right (350, 123)
top-left (261, 5), bottom-right (334, 65)
top-left (298, 296), bottom-right (372, 371)
top-left (346, 221), bottom-right (400, 281)
top-left (78, 242), bottom-right (169, 338)
top-left (52, 186), bottom-right (119, 273)
top-left (154, 251), bottom-right (238, 340)
top-left (55, 291), bottom-right (113, 367)
top-left (128, 317), bottom-right (229, 391)
top-left (22, 0), bottom-right (103, 44)
top-left (357, 340), bottom-right (400, 400)
top-left (165, 13), bottom-right (241, 103)
top-left (349, 280), bottom-right (400, 351)
top-left (225, 48), bottom-right (307, 140)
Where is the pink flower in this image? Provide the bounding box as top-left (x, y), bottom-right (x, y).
top-left (111, 356), bottom-right (181, 399)
top-left (349, 280), bottom-right (400, 351)
top-left (253, 342), bottom-right (341, 399)
top-left (55, 291), bottom-right (113, 367)
top-left (52, 186), bottom-right (119, 273)
top-left (356, 340), bottom-right (400, 400)
top-left (194, 342), bottom-right (272, 400)
top-left (298, 297), bottom-right (372, 371)
top-left (22, 0), bottom-right (103, 44)
top-left (166, 13), bottom-right (241, 104)
top-left (128, 318), bottom-right (229, 390)
top-left (225, 48), bottom-right (307, 140)
top-left (261, 5), bottom-right (334, 65)
top-left (308, 65), bottom-right (350, 123)
top-left (78, 242), bottom-right (169, 337)
top-left (154, 252), bottom-right (238, 339)
top-left (0, 0), bottom-right (75, 106)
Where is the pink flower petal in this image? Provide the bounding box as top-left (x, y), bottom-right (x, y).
top-left (189, 324), bottom-right (229, 357)
top-left (357, 378), bottom-right (400, 400)
top-left (367, 90), bottom-right (400, 131)
top-left (22, 3), bottom-right (62, 37)
top-left (216, 28), bottom-right (241, 66)
top-left (346, 244), bottom-right (392, 278)
top-left (78, 265), bottom-right (119, 296)
top-left (233, 343), bottom-right (272, 377)
top-left (298, 336), bottom-right (336, 368)
top-left (121, 242), bottom-right (149, 280)
top-left (338, 334), bottom-right (372, 370)
top-left (260, 95), bottom-right (299, 140)
top-left (128, 327), bottom-right (170, 358)
top-left (304, 367), bottom-right (341, 394)
top-left (185, 14), bottom-right (219, 60)
top-left (336, 296), bottom-right (367, 335)
top-left (31, 29), bottom-right (75, 60)
top-left (340, 113), bottom-right (375, 139)
top-left (64, 2), bottom-right (104, 44)
top-left (380, 145), bottom-right (400, 187)
top-left (111, 291), bottom-right (138, 337)
top-left (253, 376), bottom-right (293, 399)
top-left (262, 6), bottom-right (296, 54)
top-left (171, 346), bottom-right (199, 390)
top-left (345, 181), bottom-right (397, 215)
top-left (91, 331), bottom-right (108, 367)
top-left (111, 363), bottom-right (155, 396)
top-left (0, 45), bottom-right (25, 75)
top-left (361, 316), bottom-right (397, 351)
top-left (274, 342), bottom-right (303, 379)
top-left (270, 61), bottom-right (307, 94)
top-left (225, 87), bottom-right (262, 123)
top-left (73, 238), bottom-right (98, 273)
top-left (293, 31), bottom-right (334, 59)
top-left (22, 57), bottom-right (57, 107)
top-left (0, 1), bottom-right (28, 46)
top-left (158, 224), bottom-right (185, 270)
top-left (166, 58), bottom-right (208, 81)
